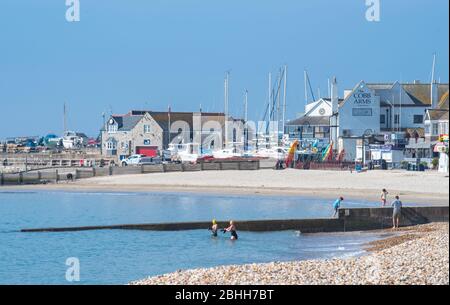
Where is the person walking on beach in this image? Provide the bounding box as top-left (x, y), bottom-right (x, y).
top-left (391, 195), bottom-right (403, 229)
top-left (223, 220), bottom-right (238, 240)
top-left (332, 197), bottom-right (344, 218)
top-left (381, 189), bottom-right (389, 206)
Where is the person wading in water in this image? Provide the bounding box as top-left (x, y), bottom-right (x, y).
top-left (223, 220), bottom-right (238, 240)
top-left (209, 219), bottom-right (218, 237)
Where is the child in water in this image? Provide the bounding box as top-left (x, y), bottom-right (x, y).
top-left (223, 220), bottom-right (238, 240)
top-left (210, 219), bottom-right (218, 237)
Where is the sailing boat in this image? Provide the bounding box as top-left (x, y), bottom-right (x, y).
top-left (61, 103), bottom-right (84, 149)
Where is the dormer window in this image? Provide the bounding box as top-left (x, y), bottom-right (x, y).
top-left (108, 119), bottom-right (118, 133)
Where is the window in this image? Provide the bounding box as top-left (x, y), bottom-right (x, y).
top-left (303, 126), bottom-right (314, 134)
top-left (144, 125), bottom-right (151, 133)
top-left (352, 108), bottom-right (372, 116)
top-left (108, 124), bottom-right (117, 133)
top-left (441, 122), bottom-right (449, 134)
top-left (413, 115), bottom-right (423, 124)
top-left (432, 123), bottom-right (439, 135)
top-left (394, 114), bottom-right (400, 124)
top-left (380, 115), bottom-right (386, 124)
top-left (107, 141), bottom-right (116, 150)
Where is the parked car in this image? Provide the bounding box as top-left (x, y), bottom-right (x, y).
top-left (121, 154), bottom-right (146, 166)
top-left (161, 150), bottom-right (172, 162)
top-left (138, 156), bottom-right (163, 165)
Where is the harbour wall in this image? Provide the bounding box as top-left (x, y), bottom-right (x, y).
top-left (1, 160), bottom-right (269, 186)
top-left (21, 206), bottom-right (449, 233)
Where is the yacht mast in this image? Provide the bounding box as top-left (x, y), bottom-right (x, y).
top-left (63, 102), bottom-right (67, 134)
top-left (431, 53), bottom-right (436, 84)
top-left (304, 70), bottom-right (308, 104)
top-left (268, 72), bottom-right (272, 137)
top-left (244, 89), bottom-right (248, 152)
top-left (282, 65), bottom-right (287, 138)
top-left (276, 69), bottom-right (281, 133)
top-left (224, 72), bottom-right (230, 148)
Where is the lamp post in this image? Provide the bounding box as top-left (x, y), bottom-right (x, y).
top-left (101, 112), bottom-right (106, 156)
top-left (362, 129), bottom-right (373, 167)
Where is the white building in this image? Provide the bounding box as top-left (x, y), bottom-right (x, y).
top-left (287, 79), bottom-right (449, 163)
top-left (425, 92), bottom-right (449, 173)
top-left (424, 91), bottom-right (449, 141)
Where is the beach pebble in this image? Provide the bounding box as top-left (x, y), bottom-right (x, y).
top-left (130, 223), bottom-right (449, 285)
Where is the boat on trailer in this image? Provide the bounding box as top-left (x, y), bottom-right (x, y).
top-left (168, 143), bottom-right (199, 163)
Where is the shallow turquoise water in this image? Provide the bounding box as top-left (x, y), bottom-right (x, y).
top-left (0, 191), bottom-right (398, 284)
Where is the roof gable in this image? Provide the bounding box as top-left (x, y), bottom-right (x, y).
top-left (340, 81), bottom-right (376, 107)
top-left (304, 98), bottom-right (331, 117)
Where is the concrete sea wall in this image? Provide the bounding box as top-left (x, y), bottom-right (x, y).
top-left (1, 160), bottom-right (262, 186)
top-left (21, 206), bottom-right (449, 233)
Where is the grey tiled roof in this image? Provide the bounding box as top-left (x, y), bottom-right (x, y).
top-left (439, 91), bottom-right (449, 110)
top-left (365, 82), bottom-right (449, 106)
top-left (427, 109), bottom-right (449, 121)
top-left (112, 115), bottom-right (144, 131)
top-left (402, 84), bottom-right (448, 106)
top-left (367, 83), bottom-right (395, 90)
top-left (106, 111), bottom-right (227, 133)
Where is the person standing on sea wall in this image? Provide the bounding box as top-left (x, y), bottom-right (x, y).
top-left (381, 189), bottom-right (389, 206)
top-left (332, 197), bottom-right (344, 218)
top-left (391, 195), bottom-right (403, 229)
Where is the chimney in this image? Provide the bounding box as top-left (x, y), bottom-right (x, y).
top-left (431, 80), bottom-right (439, 109)
top-left (331, 77), bottom-right (339, 114)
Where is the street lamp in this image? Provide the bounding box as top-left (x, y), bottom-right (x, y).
top-left (362, 129), bottom-right (373, 167)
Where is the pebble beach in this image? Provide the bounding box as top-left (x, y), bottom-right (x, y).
top-left (131, 222), bottom-right (449, 285)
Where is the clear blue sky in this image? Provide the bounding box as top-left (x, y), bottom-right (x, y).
top-left (0, 0), bottom-right (448, 138)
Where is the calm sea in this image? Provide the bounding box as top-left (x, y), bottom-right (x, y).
top-left (0, 191), bottom-right (398, 284)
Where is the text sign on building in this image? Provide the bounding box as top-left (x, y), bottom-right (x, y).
top-left (353, 90), bottom-right (374, 106)
top-left (352, 108), bottom-right (373, 116)
top-left (351, 86), bottom-right (376, 117)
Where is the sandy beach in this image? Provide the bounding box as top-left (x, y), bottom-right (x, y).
top-left (5, 169), bottom-right (449, 205)
top-left (130, 222), bottom-right (449, 285)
